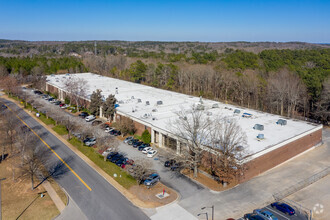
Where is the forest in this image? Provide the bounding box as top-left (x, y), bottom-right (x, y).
top-left (0, 40), bottom-right (329, 124)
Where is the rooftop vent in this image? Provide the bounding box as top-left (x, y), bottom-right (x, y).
top-left (146, 101), bottom-right (150, 105)
top-left (142, 113), bottom-right (151, 119)
top-left (253, 124), bottom-right (264, 131)
top-left (257, 134), bottom-right (264, 140)
top-left (234, 109), bottom-right (241, 114)
top-left (242, 113), bottom-right (252, 118)
top-left (152, 109), bottom-right (157, 112)
top-left (137, 99), bottom-right (142, 103)
top-left (206, 112), bottom-right (212, 116)
top-left (212, 104), bottom-right (219, 108)
top-left (131, 96), bottom-right (134, 99)
top-left (115, 87), bottom-right (118, 94)
top-left (157, 100), bottom-right (163, 105)
top-left (199, 96), bottom-right (203, 104)
top-left (276, 119), bottom-right (287, 126)
top-left (152, 117), bottom-right (157, 120)
top-left (118, 100), bottom-right (124, 104)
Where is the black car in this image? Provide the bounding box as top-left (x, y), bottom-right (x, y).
top-left (78, 112), bottom-right (89, 118)
top-left (138, 143), bottom-right (149, 151)
top-left (171, 163), bottom-right (182, 171)
top-left (115, 157), bottom-right (128, 166)
top-left (1, 105), bottom-right (7, 109)
top-left (33, 90), bottom-right (43, 95)
top-left (127, 139), bottom-right (138, 145)
top-left (113, 130), bottom-right (121, 136)
top-left (133, 141), bottom-right (143, 148)
top-left (110, 154), bottom-right (124, 163)
top-left (54, 101), bottom-right (61, 105)
top-left (106, 152), bottom-right (118, 160)
top-left (164, 159), bottom-right (176, 167)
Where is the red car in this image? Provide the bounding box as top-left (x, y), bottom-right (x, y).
top-left (59, 103), bottom-right (65, 107)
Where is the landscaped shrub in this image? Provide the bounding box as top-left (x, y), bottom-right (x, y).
top-left (141, 129), bottom-right (151, 144)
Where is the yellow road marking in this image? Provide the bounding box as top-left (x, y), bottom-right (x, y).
top-left (1, 101), bottom-right (92, 191)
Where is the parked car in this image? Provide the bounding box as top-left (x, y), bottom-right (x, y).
top-left (50, 99), bottom-right (58, 103)
top-left (142, 147), bottom-right (153, 154)
top-left (128, 139), bottom-right (138, 145)
top-left (54, 101), bottom-right (62, 105)
top-left (85, 137), bottom-right (96, 147)
top-left (105, 127), bottom-right (114, 133)
top-left (164, 159), bottom-right (176, 167)
top-left (61, 104), bottom-right (70, 109)
top-left (133, 141), bottom-right (143, 148)
top-left (271, 202), bottom-right (295, 215)
top-left (102, 147), bottom-right (112, 157)
top-left (78, 112), bottom-right (89, 118)
top-left (147, 150), bottom-right (157, 158)
top-left (47, 97), bottom-right (54, 102)
top-left (144, 173), bottom-right (160, 187)
top-left (72, 132), bottom-right (81, 139)
top-left (253, 209), bottom-right (278, 220)
top-left (110, 154), bottom-right (124, 163)
top-left (85, 115), bottom-right (96, 122)
top-left (116, 157), bottom-right (128, 166)
top-left (244, 213), bottom-right (264, 220)
top-left (106, 152), bottom-right (118, 160)
top-left (43, 95), bottom-right (50, 99)
top-left (59, 103), bottom-right (65, 107)
top-left (33, 90), bottom-right (43, 95)
top-left (113, 130), bottom-right (121, 136)
top-left (170, 162), bottom-right (182, 171)
top-left (123, 136), bottom-right (133, 143)
top-left (1, 104), bottom-right (7, 109)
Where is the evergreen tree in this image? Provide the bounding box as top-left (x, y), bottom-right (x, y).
top-left (141, 129), bottom-right (151, 144)
top-left (103, 94), bottom-right (117, 121)
top-left (89, 89), bottom-right (103, 116)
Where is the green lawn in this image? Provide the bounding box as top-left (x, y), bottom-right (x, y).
top-left (52, 125), bottom-right (68, 135)
top-left (38, 114), bottom-right (56, 125)
top-left (69, 137), bottom-right (136, 189)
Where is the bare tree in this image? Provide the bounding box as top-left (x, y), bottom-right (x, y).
top-left (62, 117), bottom-right (78, 140)
top-left (22, 144), bottom-right (46, 190)
top-left (129, 159), bottom-right (154, 184)
top-left (115, 117), bottom-right (135, 136)
top-left (209, 117), bottom-right (248, 185)
top-left (171, 106), bottom-right (212, 177)
top-left (64, 77), bottom-right (88, 112)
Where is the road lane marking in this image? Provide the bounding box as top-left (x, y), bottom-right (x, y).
top-left (1, 101), bottom-right (92, 191)
top-left (265, 206), bottom-right (290, 220)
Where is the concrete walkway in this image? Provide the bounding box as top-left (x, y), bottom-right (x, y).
top-left (150, 203), bottom-right (198, 220)
top-left (55, 195), bottom-right (88, 220)
top-left (42, 180), bottom-right (66, 212)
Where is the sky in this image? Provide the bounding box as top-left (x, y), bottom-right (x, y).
top-left (0, 0), bottom-right (329, 43)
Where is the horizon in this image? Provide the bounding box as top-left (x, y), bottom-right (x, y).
top-left (1, 0), bottom-right (329, 43)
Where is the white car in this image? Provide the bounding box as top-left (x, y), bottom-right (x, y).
top-left (61, 104), bottom-right (70, 109)
top-left (147, 150), bottom-right (157, 158)
top-left (102, 147), bottom-right (112, 156)
top-left (142, 147), bottom-right (153, 154)
top-left (85, 115), bottom-right (96, 122)
top-left (105, 127), bottom-right (114, 133)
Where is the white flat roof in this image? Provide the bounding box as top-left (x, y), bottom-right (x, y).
top-left (47, 73), bottom-right (322, 158)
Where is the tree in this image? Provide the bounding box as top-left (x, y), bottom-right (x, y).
top-left (129, 159), bottom-right (154, 184)
top-left (209, 117), bottom-right (248, 185)
top-left (116, 117), bottom-right (135, 136)
top-left (22, 144), bottom-right (46, 190)
top-left (63, 117), bottom-right (78, 140)
top-left (141, 129), bottom-right (151, 144)
top-left (89, 89), bottom-right (103, 116)
top-left (64, 77), bottom-right (88, 112)
top-left (171, 106), bottom-right (212, 177)
top-left (129, 60), bottom-right (147, 82)
top-left (103, 94), bottom-right (116, 121)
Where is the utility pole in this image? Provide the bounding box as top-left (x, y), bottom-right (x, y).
top-left (94, 41), bottom-right (97, 56)
top-left (0, 178), bottom-right (6, 220)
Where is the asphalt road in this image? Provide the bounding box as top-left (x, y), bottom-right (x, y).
top-left (0, 98), bottom-right (149, 220)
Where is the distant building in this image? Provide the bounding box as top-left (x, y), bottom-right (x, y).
top-left (46, 73), bottom-right (323, 183)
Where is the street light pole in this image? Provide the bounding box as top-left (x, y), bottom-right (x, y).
top-left (201, 205), bottom-right (214, 220)
top-left (0, 178), bottom-right (6, 220)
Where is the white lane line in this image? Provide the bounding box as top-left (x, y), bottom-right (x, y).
top-left (265, 207), bottom-right (290, 220)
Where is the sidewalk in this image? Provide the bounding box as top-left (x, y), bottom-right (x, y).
top-left (42, 180), bottom-right (66, 212)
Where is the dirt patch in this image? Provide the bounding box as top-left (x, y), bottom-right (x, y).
top-left (0, 155), bottom-right (59, 220)
top-left (182, 169), bottom-right (238, 191)
top-left (129, 183), bottom-right (178, 207)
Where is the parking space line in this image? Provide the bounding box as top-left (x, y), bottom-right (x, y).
top-left (2, 101), bottom-right (92, 192)
top-left (265, 207), bottom-right (290, 220)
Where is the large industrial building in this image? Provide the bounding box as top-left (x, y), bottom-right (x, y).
top-left (46, 73), bottom-right (323, 182)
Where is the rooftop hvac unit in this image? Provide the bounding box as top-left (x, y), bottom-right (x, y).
top-left (131, 96), bottom-right (134, 99)
top-left (276, 119), bottom-right (287, 126)
top-left (206, 112), bottom-right (212, 116)
top-left (152, 109), bottom-right (157, 112)
top-left (115, 87), bottom-right (118, 94)
top-left (152, 117), bottom-right (157, 120)
top-left (137, 99), bottom-right (142, 103)
top-left (212, 103), bottom-right (219, 108)
top-left (234, 109), bottom-right (241, 114)
top-left (253, 124), bottom-right (264, 131)
top-left (196, 104), bottom-right (205, 110)
top-left (146, 101), bottom-right (150, 105)
top-left (257, 134), bottom-right (264, 139)
top-left (157, 100), bottom-right (163, 105)
top-left (242, 113), bottom-right (252, 118)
